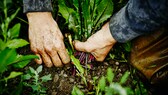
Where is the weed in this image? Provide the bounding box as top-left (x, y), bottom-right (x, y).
top-left (22, 65), bottom-right (52, 95)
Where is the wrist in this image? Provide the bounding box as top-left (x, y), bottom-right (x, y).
top-left (27, 12), bottom-right (53, 21)
top-left (102, 22), bottom-right (117, 45)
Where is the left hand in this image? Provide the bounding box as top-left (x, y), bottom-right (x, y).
top-left (73, 22), bottom-right (117, 61)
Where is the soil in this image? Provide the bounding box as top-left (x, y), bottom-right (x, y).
top-left (24, 59), bottom-right (132, 95)
top-left (17, 45), bottom-right (166, 95)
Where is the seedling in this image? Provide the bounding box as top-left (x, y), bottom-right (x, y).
top-left (22, 65), bottom-right (52, 95)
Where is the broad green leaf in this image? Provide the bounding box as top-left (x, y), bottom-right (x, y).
top-left (4, 71), bottom-right (23, 81)
top-left (71, 86), bottom-right (84, 95)
top-left (120, 71), bottom-right (130, 84)
top-left (73, 0), bottom-right (79, 10)
top-left (13, 60), bottom-right (31, 68)
top-left (94, 0), bottom-right (113, 31)
top-left (0, 48), bottom-right (17, 73)
top-left (12, 55), bottom-right (39, 68)
top-left (98, 76), bottom-right (106, 91)
top-left (41, 74), bottom-right (52, 82)
top-left (0, 39), bottom-right (6, 50)
top-left (58, 0), bottom-right (75, 23)
top-left (6, 39), bottom-right (29, 49)
top-left (106, 68), bottom-right (114, 83)
top-left (8, 23), bottom-right (20, 38)
top-left (70, 55), bottom-right (84, 75)
top-left (36, 65), bottom-right (42, 74)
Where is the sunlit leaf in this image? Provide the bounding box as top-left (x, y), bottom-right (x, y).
top-left (36, 65), bottom-right (42, 74)
top-left (4, 71), bottom-right (23, 81)
top-left (106, 68), bottom-right (114, 83)
top-left (120, 71), bottom-right (130, 84)
top-left (6, 39), bottom-right (29, 49)
top-left (70, 55), bottom-right (84, 75)
top-left (8, 23), bottom-right (20, 38)
top-left (71, 86), bottom-right (84, 95)
top-left (41, 74), bottom-right (52, 82)
top-left (98, 76), bottom-right (106, 91)
top-left (0, 48), bottom-right (17, 73)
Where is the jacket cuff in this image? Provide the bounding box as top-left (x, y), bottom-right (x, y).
top-left (23, 0), bottom-right (53, 13)
top-left (109, 5), bottom-right (143, 43)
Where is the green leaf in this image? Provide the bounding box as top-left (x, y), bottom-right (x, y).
top-left (13, 60), bottom-right (31, 68)
top-left (98, 76), bottom-right (106, 91)
top-left (12, 55), bottom-right (39, 68)
top-left (0, 39), bottom-right (6, 50)
top-left (29, 67), bottom-right (36, 74)
top-left (70, 55), bottom-right (84, 75)
top-left (6, 39), bottom-right (29, 49)
top-left (5, 8), bottom-right (20, 25)
top-left (94, 0), bottom-right (113, 31)
top-left (8, 23), bottom-right (20, 38)
top-left (0, 48), bottom-right (17, 73)
top-left (22, 74), bottom-right (32, 80)
top-left (41, 74), bottom-right (52, 82)
top-left (106, 68), bottom-right (114, 83)
top-left (71, 86), bottom-right (84, 95)
top-left (4, 71), bottom-right (23, 81)
top-left (36, 65), bottom-right (42, 74)
top-left (58, 0), bottom-right (75, 23)
top-left (120, 71), bottom-right (130, 84)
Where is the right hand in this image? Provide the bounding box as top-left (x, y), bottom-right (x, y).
top-left (27, 12), bottom-right (70, 67)
top-left (73, 22), bottom-right (117, 61)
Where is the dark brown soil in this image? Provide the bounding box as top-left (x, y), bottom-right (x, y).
top-left (23, 59), bottom-right (138, 95)
top-left (17, 46), bottom-right (167, 95)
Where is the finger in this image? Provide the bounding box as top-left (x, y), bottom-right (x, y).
top-left (73, 40), bottom-right (90, 52)
top-left (57, 47), bottom-right (70, 64)
top-left (40, 51), bottom-right (53, 67)
top-left (34, 54), bottom-right (42, 64)
top-left (50, 52), bottom-right (63, 67)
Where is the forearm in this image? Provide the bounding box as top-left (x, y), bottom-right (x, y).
top-left (109, 0), bottom-right (168, 43)
top-left (23, 0), bottom-right (53, 13)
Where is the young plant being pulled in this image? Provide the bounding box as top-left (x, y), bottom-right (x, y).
top-left (58, 0), bottom-right (114, 86)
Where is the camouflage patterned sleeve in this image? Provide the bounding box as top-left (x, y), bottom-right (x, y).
top-left (23, 0), bottom-right (53, 13)
top-left (109, 0), bottom-right (168, 43)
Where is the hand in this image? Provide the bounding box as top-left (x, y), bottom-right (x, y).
top-left (73, 22), bottom-right (117, 61)
top-left (27, 12), bottom-right (70, 67)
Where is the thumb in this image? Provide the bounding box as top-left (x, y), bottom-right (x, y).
top-left (73, 40), bottom-right (89, 52)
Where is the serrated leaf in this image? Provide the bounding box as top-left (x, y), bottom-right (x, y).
top-left (22, 74), bottom-right (32, 80)
top-left (36, 65), bottom-right (42, 73)
top-left (70, 55), bottom-right (84, 75)
top-left (98, 76), bottom-right (106, 91)
top-left (6, 39), bottom-right (29, 49)
top-left (41, 74), bottom-right (52, 82)
top-left (106, 68), bottom-right (114, 83)
top-left (120, 71), bottom-right (130, 84)
top-left (29, 67), bottom-right (36, 74)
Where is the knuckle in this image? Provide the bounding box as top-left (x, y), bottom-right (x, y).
top-left (45, 47), bottom-right (53, 54)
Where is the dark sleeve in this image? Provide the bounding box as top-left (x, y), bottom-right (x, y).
top-left (109, 0), bottom-right (168, 43)
top-left (23, 0), bottom-right (53, 13)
